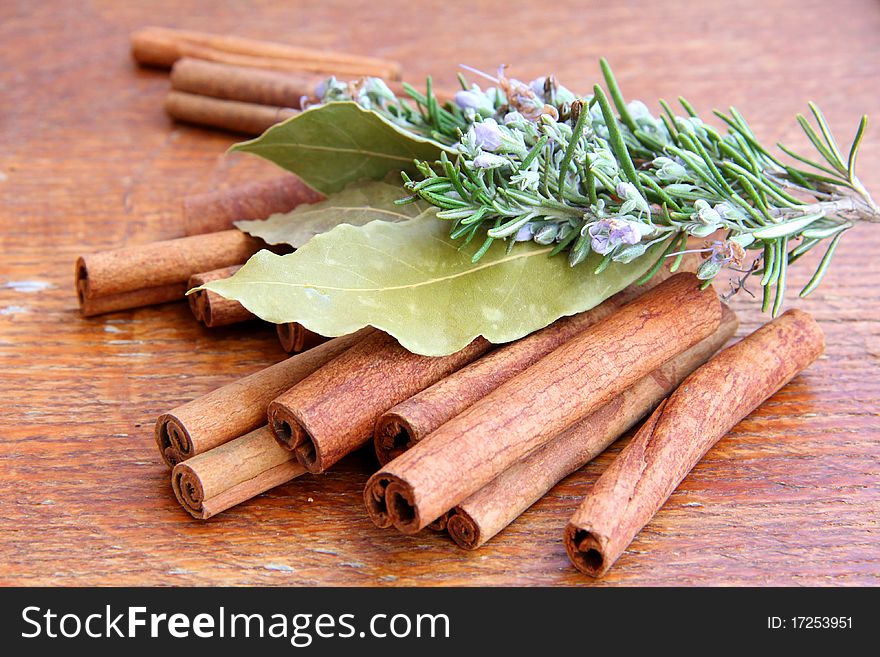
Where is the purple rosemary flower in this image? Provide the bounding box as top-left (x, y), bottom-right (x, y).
top-left (514, 223), bottom-right (534, 242)
top-left (454, 88), bottom-right (495, 116)
top-left (588, 218), bottom-right (642, 255)
top-left (473, 119), bottom-right (503, 151)
top-left (454, 90), bottom-right (482, 110)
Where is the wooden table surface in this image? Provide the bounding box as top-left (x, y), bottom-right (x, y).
top-left (1, 0), bottom-right (878, 586)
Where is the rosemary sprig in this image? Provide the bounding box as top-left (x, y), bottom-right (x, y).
top-left (318, 62), bottom-right (878, 316)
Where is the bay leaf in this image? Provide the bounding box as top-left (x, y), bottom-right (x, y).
top-left (236, 180), bottom-right (430, 247)
top-left (203, 215), bottom-right (667, 356)
top-left (230, 101), bottom-right (453, 195)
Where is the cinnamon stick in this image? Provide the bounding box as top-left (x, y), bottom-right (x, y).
top-left (374, 255), bottom-right (700, 464)
top-left (156, 328), bottom-right (372, 466)
top-left (364, 273), bottom-right (721, 534)
top-left (183, 175), bottom-right (324, 236)
top-left (132, 26), bottom-right (403, 79)
top-left (269, 331), bottom-right (493, 474)
top-left (76, 229), bottom-right (261, 316)
top-left (172, 426), bottom-right (305, 519)
top-left (165, 91), bottom-right (297, 135)
top-left (276, 322), bottom-right (327, 354)
top-left (171, 58), bottom-right (322, 109)
top-left (187, 265), bottom-right (254, 327)
top-left (447, 305), bottom-right (738, 550)
top-left (77, 283), bottom-right (185, 317)
top-left (564, 309), bottom-right (824, 577)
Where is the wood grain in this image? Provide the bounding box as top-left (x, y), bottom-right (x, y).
top-left (0, 0), bottom-right (878, 586)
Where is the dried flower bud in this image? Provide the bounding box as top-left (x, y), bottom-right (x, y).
top-left (556, 223), bottom-right (575, 243)
top-left (503, 111), bottom-right (524, 125)
top-left (715, 202), bottom-right (749, 225)
top-left (454, 88), bottom-right (495, 117)
top-left (626, 100), bottom-right (664, 134)
top-left (616, 181), bottom-right (651, 219)
top-left (471, 153), bottom-right (509, 169)
top-left (533, 224), bottom-right (558, 245)
top-left (612, 242), bottom-right (649, 264)
top-left (568, 235), bottom-right (592, 266)
top-left (688, 199), bottom-right (724, 235)
top-left (676, 116), bottom-right (708, 140)
top-left (693, 199), bottom-right (722, 225)
top-left (652, 156), bottom-right (689, 182)
top-left (626, 100), bottom-right (651, 121)
top-left (588, 149), bottom-right (618, 177)
top-left (362, 77), bottom-right (396, 103)
top-left (697, 258), bottom-right (723, 281)
top-left (510, 166), bottom-right (541, 192)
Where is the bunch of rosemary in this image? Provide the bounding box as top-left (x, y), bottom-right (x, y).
top-left (318, 61), bottom-right (877, 314)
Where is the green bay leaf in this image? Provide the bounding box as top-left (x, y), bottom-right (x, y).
top-left (205, 216), bottom-right (668, 356)
top-left (236, 180), bottom-right (431, 247)
top-left (229, 102), bottom-right (452, 195)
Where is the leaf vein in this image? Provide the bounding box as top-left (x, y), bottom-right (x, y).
top-left (227, 246), bottom-right (555, 293)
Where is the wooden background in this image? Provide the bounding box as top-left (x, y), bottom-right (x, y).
top-left (1, 0), bottom-right (878, 586)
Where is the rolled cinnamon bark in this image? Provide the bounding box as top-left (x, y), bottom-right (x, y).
top-left (169, 58), bottom-right (441, 108)
top-left (564, 309), bottom-right (824, 577)
top-left (165, 91), bottom-right (297, 135)
top-left (426, 513), bottom-right (451, 532)
top-left (77, 283), bottom-right (185, 317)
top-left (269, 331), bottom-right (493, 474)
top-left (374, 255), bottom-right (699, 464)
top-left (447, 305), bottom-right (738, 550)
top-left (172, 426), bottom-right (305, 519)
top-left (171, 58), bottom-right (322, 109)
top-left (156, 328), bottom-right (372, 466)
top-left (76, 229), bottom-right (262, 316)
top-left (365, 273), bottom-right (721, 534)
top-left (132, 26), bottom-right (403, 79)
top-left (188, 265), bottom-right (255, 327)
top-left (276, 322), bottom-right (327, 354)
top-left (183, 175), bottom-right (324, 236)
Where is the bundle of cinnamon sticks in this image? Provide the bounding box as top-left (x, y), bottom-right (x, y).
top-left (150, 259), bottom-right (823, 577)
top-left (362, 275), bottom-right (823, 575)
top-left (132, 26), bottom-right (403, 135)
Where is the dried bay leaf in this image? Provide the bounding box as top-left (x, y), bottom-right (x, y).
top-left (236, 180), bottom-right (430, 247)
top-left (230, 102), bottom-right (453, 195)
top-left (203, 216), bottom-right (667, 356)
